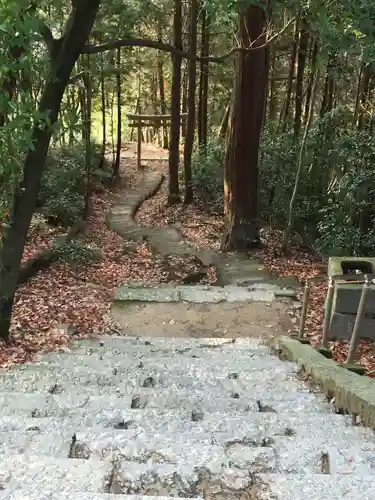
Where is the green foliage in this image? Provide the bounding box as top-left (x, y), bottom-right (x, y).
top-left (53, 240), bottom-right (101, 268)
top-left (39, 144), bottom-right (109, 227)
top-left (261, 109), bottom-right (375, 256)
top-left (190, 138), bottom-right (225, 210)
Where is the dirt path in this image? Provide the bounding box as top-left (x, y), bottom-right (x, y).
top-left (111, 300), bottom-right (294, 339)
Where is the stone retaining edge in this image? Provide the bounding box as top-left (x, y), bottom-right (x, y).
top-left (106, 171), bottom-right (164, 235)
top-left (128, 172), bottom-right (165, 221)
top-left (269, 335), bottom-right (375, 428)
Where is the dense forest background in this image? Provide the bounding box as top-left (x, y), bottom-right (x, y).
top-left (1, 0), bottom-right (375, 349)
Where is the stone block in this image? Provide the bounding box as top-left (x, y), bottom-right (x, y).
top-left (114, 286), bottom-right (180, 302)
top-left (257, 473), bottom-right (375, 500)
top-left (0, 455), bottom-right (112, 495)
top-left (328, 256), bottom-right (375, 277)
top-left (328, 311), bottom-right (375, 341)
top-left (331, 282), bottom-right (375, 314)
top-left (179, 286), bottom-right (226, 303)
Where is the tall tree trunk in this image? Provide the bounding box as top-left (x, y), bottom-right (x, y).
top-left (198, 8), bottom-right (210, 149)
top-left (183, 0), bottom-right (199, 204)
top-left (0, 0), bottom-right (100, 341)
top-left (294, 24), bottom-right (309, 137)
top-left (221, 4), bottom-right (268, 251)
top-left (113, 47), bottom-right (121, 178)
top-left (168, 0), bottom-right (183, 205)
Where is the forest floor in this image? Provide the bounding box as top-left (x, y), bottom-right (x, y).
top-left (1, 143), bottom-right (375, 376)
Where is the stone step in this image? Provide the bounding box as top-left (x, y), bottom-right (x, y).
top-left (0, 369), bottom-right (302, 395)
top-left (65, 336), bottom-right (271, 356)
top-left (0, 455), bottom-right (113, 495)
top-left (2, 495), bottom-right (200, 500)
top-left (2, 457), bottom-right (374, 498)
top-left (27, 338), bottom-right (270, 366)
top-left (2, 418), bottom-right (374, 474)
top-left (114, 284), bottom-right (276, 303)
top-left (0, 385), bottom-right (332, 417)
top-left (0, 356), bottom-right (300, 394)
top-left (257, 473), bottom-right (375, 499)
top-left (21, 348), bottom-right (296, 374)
top-left (2, 411), bottom-right (371, 443)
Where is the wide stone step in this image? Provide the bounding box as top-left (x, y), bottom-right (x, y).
top-left (257, 473), bottom-right (375, 500)
top-left (27, 353), bottom-right (284, 377)
top-left (2, 495), bottom-right (200, 500)
top-left (0, 359), bottom-right (300, 393)
top-left (2, 456), bottom-right (374, 497)
top-left (2, 411), bottom-right (371, 443)
top-left (114, 284), bottom-right (276, 303)
top-left (2, 418), bottom-right (374, 475)
top-left (0, 383), bottom-right (333, 419)
top-left (0, 371), bottom-right (301, 395)
top-left (63, 336), bottom-right (271, 356)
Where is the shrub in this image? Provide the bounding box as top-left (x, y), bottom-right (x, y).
top-left (38, 143), bottom-right (110, 227)
top-left (190, 138), bottom-right (225, 211)
top-left (260, 108), bottom-right (375, 255)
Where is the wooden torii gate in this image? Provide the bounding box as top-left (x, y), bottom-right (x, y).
top-left (126, 113), bottom-right (187, 169)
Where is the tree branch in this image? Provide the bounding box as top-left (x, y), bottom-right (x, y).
top-left (82, 17), bottom-right (295, 62)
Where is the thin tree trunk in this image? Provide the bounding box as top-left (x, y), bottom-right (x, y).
top-left (181, 64), bottom-right (188, 138)
top-left (183, 0), bottom-right (199, 204)
top-left (320, 52), bottom-right (336, 117)
top-left (110, 90), bottom-right (115, 167)
top-left (198, 8), bottom-right (210, 148)
top-left (353, 63), bottom-right (363, 126)
top-left (219, 100), bottom-right (231, 139)
top-left (113, 47), bottom-right (121, 178)
top-left (294, 25), bottom-right (309, 137)
top-left (100, 46), bottom-right (106, 160)
top-left (68, 88), bottom-right (76, 145)
top-left (83, 70), bottom-right (92, 220)
top-left (168, 0), bottom-right (183, 205)
top-left (268, 43), bottom-right (277, 122)
top-left (357, 62), bottom-right (372, 130)
top-left (281, 17), bottom-right (299, 130)
top-left (157, 26), bottom-right (169, 149)
top-left (303, 40), bottom-right (318, 126)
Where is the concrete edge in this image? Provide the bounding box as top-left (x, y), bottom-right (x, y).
top-left (269, 335), bottom-right (375, 428)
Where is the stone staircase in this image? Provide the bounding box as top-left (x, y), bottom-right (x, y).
top-left (0, 336), bottom-right (374, 499)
